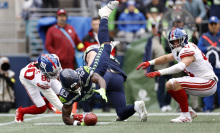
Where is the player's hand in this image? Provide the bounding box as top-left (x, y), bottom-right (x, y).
top-left (136, 61), bottom-right (150, 70)
top-left (93, 88), bottom-right (108, 102)
top-left (81, 121), bottom-right (86, 126)
top-left (146, 71), bottom-right (161, 78)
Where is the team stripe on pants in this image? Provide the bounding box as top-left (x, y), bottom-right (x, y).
top-left (169, 76), bottom-right (217, 97)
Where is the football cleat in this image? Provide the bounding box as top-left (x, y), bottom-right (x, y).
top-left (166, 105), bottom-right (173, 111)
top-left (188, 106), bottom-right (197, 119)
top-left (99, 1), bottom-right (119, 18)
top-left (170, 115), bottom-right (192, 123)
top-left (73, 114), bottom-right (84, 122)
top-left (134, 101), bottom-right (148, 122)
top-left (110, 41), bottom-right (120, 51)
top-left (15, 106), bottom-right (24, 123)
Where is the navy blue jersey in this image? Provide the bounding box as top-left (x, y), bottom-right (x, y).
top-left (83, 45), bottom-right (127, 81)
top-left (59, 66), bottom-right (96, 105)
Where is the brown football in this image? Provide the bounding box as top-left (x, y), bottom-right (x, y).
top-left (84, 113), bottom-right (98, 126)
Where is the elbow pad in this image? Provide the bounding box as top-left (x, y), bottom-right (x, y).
top-left (159, 62), bottom-right (186, 75)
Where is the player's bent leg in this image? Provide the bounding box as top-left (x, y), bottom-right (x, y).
top-left (15, 105), bottom-right (47, 123)
top-left (165, 81), bottom-right (173, 91)
top-left (115, 105), bottom-right (136, 121)
top-left (134, 101), bottom-right (148, 122)
top-left (92, 43), bottom-right (111, 77)
top-left (15, 106), bottom-right (24, 123)
top-left (43, 97), bottom-right (56, 112)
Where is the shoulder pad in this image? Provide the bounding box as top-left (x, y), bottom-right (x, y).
top-left (180, 43), bottom-right (196, 58)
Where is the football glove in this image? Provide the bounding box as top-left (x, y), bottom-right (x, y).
top-left (146, 71), bottom-right (161, 78)
top-left (81, 121), bottom-right (86, 126)
top-left (136, 61), bottom-right (150, 70)
top-left (73, 114), bottom-right (83, 122)
top-left (93, 88), bottom-right (108, 102)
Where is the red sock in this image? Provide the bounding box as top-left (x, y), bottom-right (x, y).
top-left (19, 105), bottom-right (47, 114)
top-left (175, 89), bottom-right (189, 112)
top-left (168, 90), bottom-right (178, 102)
top-left (43, 97), bottom-right (49, 104)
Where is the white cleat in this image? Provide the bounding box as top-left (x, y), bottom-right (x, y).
top-left (188, 106), bottom-right (197, 119)
top-left (170, 115), bottom-right (192, 123)
top-left (99, 1), bottom-right (119, 18)
top-left (166, 105), bottom-right (172, 111)
top-left (134, 101), bottom-right (148, 122)
top-left (15, 107), bottom-right (24, 123)
top-left (110, 41), bottom-right (120, 51)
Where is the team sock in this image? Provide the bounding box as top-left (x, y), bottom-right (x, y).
top-left (117, 105), bottom-right (135, 120)
top-left (19, 105), bottom-right (47, 114)
top-left (175, 89), bottom-right (189, 112)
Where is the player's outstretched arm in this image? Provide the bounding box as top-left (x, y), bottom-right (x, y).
top-left (86, 51), bottom-right (97, 67)
top-left (90, 73), bottom-right (108, 102)
top-left (39, 88), bottom-right (63, 111)
top-left (153, 53), bottom-right (175, 65)
top-left (90, 73), bottom-right (106, 90)
top-left (62, 105), bottom-right (81, 126)
top-left (137, 54), bottom-right (175, 70)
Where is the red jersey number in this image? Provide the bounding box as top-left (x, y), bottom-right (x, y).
top-left (24, 68), bottom-right (35, 80)
top-left (41, 75), bottom-right (50, 82)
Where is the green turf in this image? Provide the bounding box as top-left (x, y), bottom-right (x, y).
top-left (1, 112), bottom-right (220, 133)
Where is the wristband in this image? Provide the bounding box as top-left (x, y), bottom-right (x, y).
top-left (149, 60), bottom-right (155, 65)
top-left (73, 120), bottom-right (79, 126)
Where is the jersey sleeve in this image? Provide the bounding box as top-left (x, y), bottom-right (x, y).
top-left (76, 66), bottom-right (93, 87)
top-left (180, 43), bottom-right (196, 59)
top-left (59, 87), bottom-right (77, 105)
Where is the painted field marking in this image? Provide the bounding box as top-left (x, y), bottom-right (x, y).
top-left (34, 122), bottom-right (113, 126)
top-left (1, 112), bottom-right (220, 117)
top-left (1, 112), bottom-right (220, 126)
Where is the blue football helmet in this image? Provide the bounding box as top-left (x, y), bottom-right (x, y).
top-left (59, 68), bottom-right (82, 95)
top-left (38, 54), bottom-right (62, 79)
top-left (168, 27), bottom-right (188, 52)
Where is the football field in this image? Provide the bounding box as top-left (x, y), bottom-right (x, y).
top-left (1, 109), bottom-right (220, 133)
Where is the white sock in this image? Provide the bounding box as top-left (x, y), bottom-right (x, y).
top-left (181, 112), bottom-right (190, 117)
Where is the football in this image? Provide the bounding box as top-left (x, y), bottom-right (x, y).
top-left (84, 113), bottom-right (98, 126)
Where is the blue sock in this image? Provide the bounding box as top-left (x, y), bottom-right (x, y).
top-left (117, 105), bottom-right (135, 120)
top-left (98, 18), bottom-right (109, 44)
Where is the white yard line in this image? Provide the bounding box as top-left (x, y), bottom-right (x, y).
top-left (0, 115), bottom-right (54, 126)
top-left (1, 112), bottom-right (220, 126)
top-left (1, 112), bottom-right (220, 117)
top-left (34, 122), bottom-right (112, 126)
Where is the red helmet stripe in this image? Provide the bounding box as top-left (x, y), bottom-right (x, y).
top-left (171, 28), bottom-right (176, 37)
top-left (42, 54), bottom-right (57, 69)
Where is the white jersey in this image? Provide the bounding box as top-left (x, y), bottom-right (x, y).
top-left (19, 62), bottom-right (63, 110)
top-left (19, 62), bottom-right (61, 92)
top-left (172, 42), bottom-right (218, 81)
